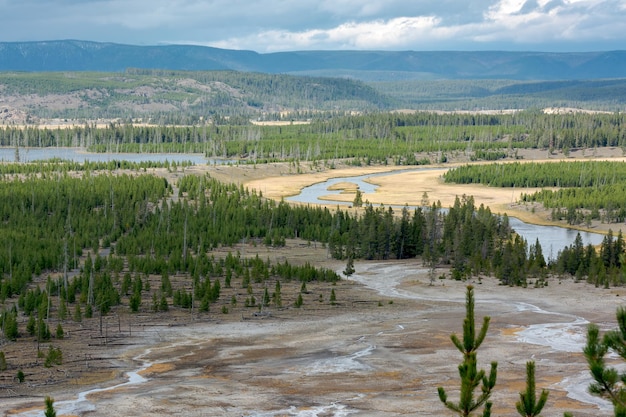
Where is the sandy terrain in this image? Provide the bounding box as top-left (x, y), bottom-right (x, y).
top-left (241, 147), bottom-right (626, 236)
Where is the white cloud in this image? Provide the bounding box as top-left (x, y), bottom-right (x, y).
top-left (0, 0), bottom-right (624, 51)
top-left (210, 16), bottom-right (446, 52)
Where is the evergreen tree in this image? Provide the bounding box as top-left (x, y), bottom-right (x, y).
top-left (294, 293), bottom-right (303, 308)
top-left (516, 361), bottom-right (549, 417)
top-left (159, 293), bottom-right (169, 311)
top-left (26, 314), bottom-right (36, 335)
top-left (584, 306), bottom-right (626, 416)
top-left (2, 310), bottom-right (18, 340)
top-left (37, 319), bottom-right (51, 342)
top-left (55, 323), bottom-right (64, 339)
top-left (262, 288), bottom-right (270, 307)
top-left (129, 291), bottom-right (141, 312)
top-left (438, 285), bottom-right (497, 417)
top-left (343, 256), bottom-right (355, 277)
top-left (44, 396), bottom-right (56, 417)
top-left (273, 281), bottom-right (282, 307)
top-left (57, 299), bottom-right (67, 321)
top-left (73, 303), bottom-right (82, 322)
top-left (353, 189), bottom-right (363, 207)
top-left (85, 304), bottom-right (93, 319)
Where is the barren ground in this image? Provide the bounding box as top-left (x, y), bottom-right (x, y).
top-left (4, 261), bottom-right (622, 417)
top-left (3, 147), bottom-right (626, 416)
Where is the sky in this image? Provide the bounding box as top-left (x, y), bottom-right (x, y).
top-left (1, 0), bottom-right (625, 53)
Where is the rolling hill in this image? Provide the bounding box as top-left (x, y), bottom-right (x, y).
top-left (1, 40), bottom-right (626, 81)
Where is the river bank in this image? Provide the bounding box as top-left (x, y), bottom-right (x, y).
top-left (238, 147), bottom-right (626, 237)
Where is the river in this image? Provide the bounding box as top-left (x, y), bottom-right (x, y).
top-left (286, 167), bottom-right (605, 256)
top-left (0, 147), bottom-right (222, 165)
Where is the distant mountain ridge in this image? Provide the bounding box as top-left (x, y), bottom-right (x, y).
top-left (1, 40), bottom-right (626, 81)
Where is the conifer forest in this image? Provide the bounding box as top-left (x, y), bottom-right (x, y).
top-left (2, 73), bottom-right (626, 416)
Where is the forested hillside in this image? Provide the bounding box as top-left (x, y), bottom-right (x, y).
top-left (372, 79), bottom-right (626, 111)
top-left (2, 41), bottom-right (626, 81)
top-left (1, 70), bottom-right (624, 122)
top-left (0, 70), bottom-right (392, 122)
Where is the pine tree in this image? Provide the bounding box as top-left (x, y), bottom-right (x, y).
top-left (343, 256), bottom-right (355, 277)
top-left (2, 310), bottom-right (18, 340)
top-left (584, 306), bottom-right (626, 416)
top-left (295, 293), bottom-right (303, 308)
top-left (44, 396), bottom-right (56, 417)
top-left (437, 285), bottom-right (497, 417)
top-left (273, 281), bottom-right (282, 307)
top-left (516, 361), bottom-right (549, 417)
top-left (55, 323), bottom-right (64, 339)
top-left (73, 304), bottom-right (82, 322)
top-left (353, 189), bottom-right (363, 207)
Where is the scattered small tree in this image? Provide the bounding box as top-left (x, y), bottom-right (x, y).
top-left (437, 285), bottom-right (497, 417)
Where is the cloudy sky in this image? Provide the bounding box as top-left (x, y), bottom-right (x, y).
top-left (2, 0), bottom-right (625, 52)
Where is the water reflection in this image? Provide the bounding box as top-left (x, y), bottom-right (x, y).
top-left (0, 147), bottom-right (219, 165)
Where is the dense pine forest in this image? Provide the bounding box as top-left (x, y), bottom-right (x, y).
top-left (444, 161), bottom-right (626, 225)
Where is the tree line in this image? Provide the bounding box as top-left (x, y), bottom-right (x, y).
top-left (3, 111), bottom-right (626, 164)
top-left (444, 160), bottom-right (626, 225)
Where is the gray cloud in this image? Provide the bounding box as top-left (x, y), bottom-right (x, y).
top-left (0, 0), bottom-right (624, 51)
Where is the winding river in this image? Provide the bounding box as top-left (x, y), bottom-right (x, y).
top-left (286, 167), bottom-right (605, 256)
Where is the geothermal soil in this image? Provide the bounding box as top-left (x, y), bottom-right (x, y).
top-left (4, 147), bottom-right (626, 416)
top-left (4, 262), bottom-right (623, 417)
